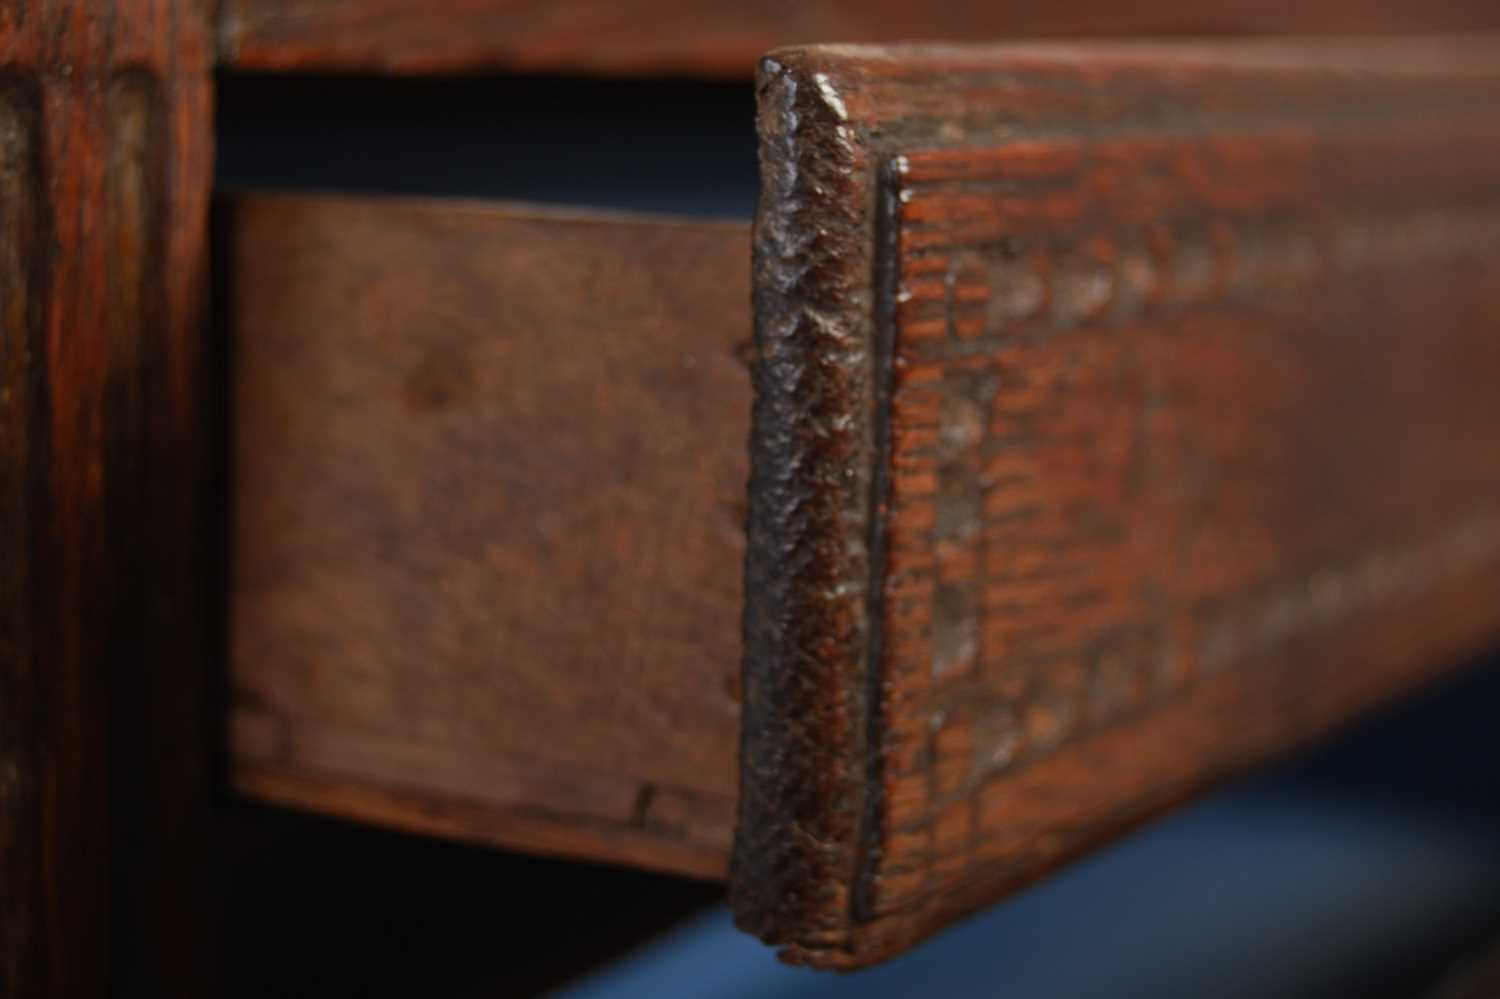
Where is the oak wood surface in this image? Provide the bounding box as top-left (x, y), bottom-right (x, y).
top-left (227, 195), bottom-right (748, 878)
top-left (0, 2), bottom-right (216, 995)
top-left (735, 39), bottom-right (1500, 968)
top-left (218, 0), bottom-right (1500, 77)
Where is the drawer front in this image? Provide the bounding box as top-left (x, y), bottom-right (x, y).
top-left (735, 40), bottom-right (1500, 967)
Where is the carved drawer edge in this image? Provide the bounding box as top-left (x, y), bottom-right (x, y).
top-left (733, 40), bottom-right (1500, 968)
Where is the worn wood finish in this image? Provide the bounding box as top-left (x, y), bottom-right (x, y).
top-left (735, 40), bottom-right (1500, 968)
top-left (228, 195), bottom-right (748, 878)
top-left (217, 0), bottom-right (1500, 77)
top-left (0, 2), bottom-right (215, 995)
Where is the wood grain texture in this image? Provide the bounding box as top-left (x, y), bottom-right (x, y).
top-left (227, 195), bottom-right (749, 878)
top-left (734, 39), bottom-right (1500, 968)
top-left (217, 0), bottom-right (1500, 77)
top-left (0, 1), bottom-right (215, 995)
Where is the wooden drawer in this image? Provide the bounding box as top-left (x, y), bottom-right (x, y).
top-left (223, 37), bottom-right (1500, 969)
top-left (735, 41), bottom-right (1500, 967)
